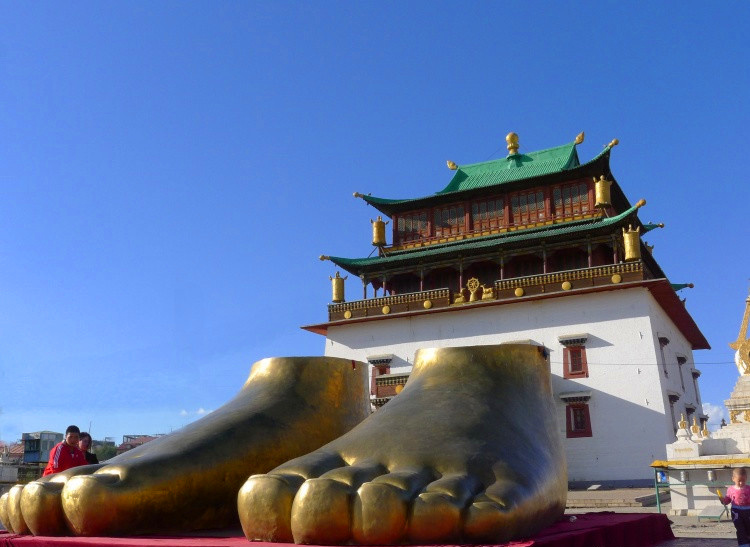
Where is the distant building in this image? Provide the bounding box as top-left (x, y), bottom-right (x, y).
top-left (116, 434), bottom-right (162, 455)
top-left (22, 431), bottom-right (63, 464)
top-left (0, 442), bottom-right (23, 465)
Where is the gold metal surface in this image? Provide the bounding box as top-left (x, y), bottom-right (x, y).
top-left (611, 274), bottom-right (622, 284)
top-left (561, 281), bottom-right (572, 291)
top-left (594, 175), bottom-right (612, 207)
top-left (446, 160), bottom-right (457, 170)
top-left (371, 216), bottom-right (387, 247)
top-left (514, 287), bottom-right (524, 297)
top-left (239, 344), bottom-right (567, 545)
top-left (622, 225), bottom-right (641, 262)
top-left (19, 357), bottom-right (369, 537)
top-left (382, 305), bottom-right (391, 314)
top-left (423, 300), bottom-right (432, 309)
top-left (730, 291), bottom-right (750, 374)
top-left (678, 413), bottom-right (688, 429)
top-left (0, 492), bottom-right (11, 533)
top-left (608, 138), bottom-right (619, 148)
top-left (574, 132), bottom-right (585, 144)
top-left (344, 310), bottom-right (352, 319)
top-left (330, 271), bottom-right (347, 303)
top-left (506, 132), bottom-right (519, 155)
top-left (8, 484), bottom-right (29, 534)
top-left (467, 278), bottom-right (481, 302)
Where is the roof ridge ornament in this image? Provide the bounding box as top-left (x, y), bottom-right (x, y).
top-left (446, 160), bottom-right (457, 170)
top-left (506, 132), bottom-right (519, 155)
top-left (608, 138), bottom-right (619, 148)
top-left (575, 132), bottom-right (585, 144)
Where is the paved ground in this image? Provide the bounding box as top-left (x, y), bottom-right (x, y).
top-left (567, 487), bottom-right (736, 546)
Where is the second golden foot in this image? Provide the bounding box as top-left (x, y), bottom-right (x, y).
top-left (239, 344), bottom-right (567, 545)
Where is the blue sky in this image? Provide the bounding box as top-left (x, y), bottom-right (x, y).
top-left (1, 3), bottom-right (748, 444)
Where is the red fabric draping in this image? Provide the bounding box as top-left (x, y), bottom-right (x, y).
top-left (0, 512), bottom-right (675, 547)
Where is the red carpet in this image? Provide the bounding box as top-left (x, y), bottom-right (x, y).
top-left (0, 512), bottom-right (675, 547)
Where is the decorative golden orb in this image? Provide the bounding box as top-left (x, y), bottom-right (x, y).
top-left (611, 274), bottom-right (622, 284)
top-left (394, 384), bottom-right (404, 395)
top-left (561, 281), bottom-right (572, 291)
top-left (446, 160), bottom-right (457, 170)
top-left (514, 287), bottom-right (525, 297)
top-left (319, 255), bottom-right (330, 261)
top-left (636, 198), bottom-right (647, 208)
top-left (382, 305), bottom-right (391, 315)
top-left (506, 132), bottom-right (519, 155)
top-left (353, 192), bottom-right (364, 198)
top-left (344, 310), bottom-right (352, 319)
top-left (423, 300), bottom-right (432, 309)
top-left (608, 138), bottom-right (619, 148)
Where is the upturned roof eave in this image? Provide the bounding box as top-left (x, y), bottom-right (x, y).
top-left (360, 146), bottom-right (612, 217)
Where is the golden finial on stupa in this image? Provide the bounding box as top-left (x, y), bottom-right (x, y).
top-left (575, 131), bottom-right (585, 144)
top-left (691, 417), bottom-right (701, 435)
top-left (506, 132), bottom-right (519, 155)
top-left (446, 160), bottom-right (457, 170)
top-left (678, 413), bottom-right (688, 430)
top-left (702, 423), bottom-right (710, 439)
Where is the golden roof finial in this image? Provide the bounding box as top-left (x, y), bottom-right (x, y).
top-left (575, 131), bottom-right (585, 144)
top-left (446, 160), bottom-right (457, 170)
top-left (608, 138), bottom-right (620, 148)
top-left (506, 132), bottom-right (519, 155)
top-left (353, 192), bottom-right (364, 199)
top-left (635, 199), bottom-right (646, 208)
top-left (319, 255), bottom-right (330, 261)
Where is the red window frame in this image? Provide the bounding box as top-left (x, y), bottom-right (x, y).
top-left (563, 346), bottom-right (588, 379)
top-left (566, 403), bottom-right (593, 438)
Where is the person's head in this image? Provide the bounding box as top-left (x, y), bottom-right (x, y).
top-left (64, 425), bottom-right (81, 448)
top-left (79, 432), bottom-right (92, 452)
top-left (733, 467), bottom-right (747, 487)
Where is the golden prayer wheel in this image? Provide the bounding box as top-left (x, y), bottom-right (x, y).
top-left (371, 216), bottom-right (387, 247)
top-left (622, 225), bottom-right (641, 262)
top-left (594, 175), bottom-right (612, 208)
top-left (330, 271), bottom-right (347, 303)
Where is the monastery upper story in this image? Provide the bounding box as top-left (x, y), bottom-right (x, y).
top-left (306, 132), bottom-right (708, 357)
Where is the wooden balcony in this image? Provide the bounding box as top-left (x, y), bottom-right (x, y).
top-left (327, 261), bottom-right (645, 322)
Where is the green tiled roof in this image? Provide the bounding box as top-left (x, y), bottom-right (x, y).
top-left (439, 143), bottom-right (579, 194)
top-left (326, 202), bottom-right (642, 274)
top-left (360, 142), bottom-right (612, 210)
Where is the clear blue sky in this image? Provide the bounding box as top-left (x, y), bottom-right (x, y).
top-left (1, 3), bottom-right (748, 443)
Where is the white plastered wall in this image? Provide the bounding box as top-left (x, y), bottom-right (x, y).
top-left (321, 287), bottom-right (701, 484)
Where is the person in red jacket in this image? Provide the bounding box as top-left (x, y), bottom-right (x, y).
top-left (43, 425), bottom-right (87, 476)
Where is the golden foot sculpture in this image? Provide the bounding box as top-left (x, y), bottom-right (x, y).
top-left (239, 344), bottom-right (567, 545)
top-left (10, 356), bottom-right (369, 537)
